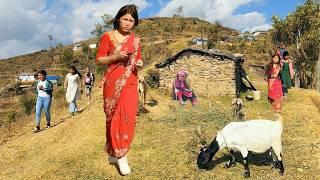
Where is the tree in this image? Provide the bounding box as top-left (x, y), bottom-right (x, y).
top-left (62, 49), bottom-right (74, 67)
top-left (56, 43), bottom-right (64, 62)
top-left (270, 0), bottom-right (320, 89)
top-left (207, 25), bottom-right (220, 49)
top-left (91, 14), bottom-right (113, 38)
top-left (82, 45), bottom-right (89, 62)
top-left (173, 6), bottom-right (184, 18)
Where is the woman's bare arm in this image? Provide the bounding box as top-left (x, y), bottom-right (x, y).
top-left (64, 74), bottom-right (68, 89)
top-left (96, 52), bottom-right (129, 65)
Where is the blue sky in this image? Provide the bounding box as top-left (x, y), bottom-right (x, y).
top-left (0, 0), bottom-right (304, 59)
top-left (234, 0), bottom-right (305, 22)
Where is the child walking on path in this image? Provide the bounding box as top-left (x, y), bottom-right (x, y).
top-left (83, 67), bottom-right (95, 104)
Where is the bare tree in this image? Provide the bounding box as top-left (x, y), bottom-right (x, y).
top-left (91, 14), bottom-right (113, 38)
top-left (175, 6), bottom-right (184, 17)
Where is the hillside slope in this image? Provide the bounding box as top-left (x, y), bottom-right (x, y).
top-left (0, 80), bottom-right (320, 179)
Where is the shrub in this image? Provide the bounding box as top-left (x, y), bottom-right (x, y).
top-left (95, 65), bottom-right (105, 76)
top-left (53, 86), bottom-right (68, 108)
top-left (20, 92), bottom-right (36, 115)
top-left (62, 49), bottom-right (74, 66)
top-left (6, 110), bottom-right (17, 124)
top-left (145, 69), bottom-right (160, 88)
top-left (53, 86), bottom-right (65, 100)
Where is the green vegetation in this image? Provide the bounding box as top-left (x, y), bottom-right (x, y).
top-left (62, 49), bottom-right (74, 67)
top-left (271, 0), bottom-right (320, 89)
top-left (20, 92), bottom-right (36, 116)
top-left (145, 69), bottom-right (160, 88)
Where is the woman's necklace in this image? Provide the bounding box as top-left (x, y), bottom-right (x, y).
top-left (113, 30), bottom-right (129, 44)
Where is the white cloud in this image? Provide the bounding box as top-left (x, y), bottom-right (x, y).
top-left (0, 0), bottom-right (149, 59)
top-left (221, 12), bottom-right (268, 32)
top-left (156, 0), bottom-right (270, 32)
top-left (249, 24), bottom-right (271, 32)
top-left (0, 0), bottom-right (271, 59)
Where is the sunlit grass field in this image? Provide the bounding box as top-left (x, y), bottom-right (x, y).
top-left (1, 80), bottom-right (319, 179)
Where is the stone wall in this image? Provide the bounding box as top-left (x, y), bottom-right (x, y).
top-left (158, 54), bottom-right (236, 97)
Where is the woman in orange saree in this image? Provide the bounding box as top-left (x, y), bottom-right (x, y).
top-left (95, 4), bottom-right (142, 176)
top-left (266, 54), bottom-right (283, 113)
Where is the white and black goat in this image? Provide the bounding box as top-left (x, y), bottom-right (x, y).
top-left (197, 116), bottom-right (284, 177)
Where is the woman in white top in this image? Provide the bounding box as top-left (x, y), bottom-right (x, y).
top-left (33, 70), bottom-right (53, 133)
top-left (64, 66), bottom-right (82, 115)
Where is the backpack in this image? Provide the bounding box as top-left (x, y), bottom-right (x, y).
top-left (85, 75), bottom-right (92, 85)
top-left (84, 73), bottom-right (94, 85)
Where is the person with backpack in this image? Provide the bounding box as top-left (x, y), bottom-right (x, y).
top-left (33, 70), bottom-right (53, 133)
top-left (83, 67), bottom-right (95, 104)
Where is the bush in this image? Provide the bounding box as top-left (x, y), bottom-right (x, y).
top-left (96, 65), bottom-right (105, 75)
top-left (53, 86), bottom-right (68, 108)
top-left (145, 69), bottom-right (160, 88)
top-left (20, 92), bottom-right (36, 115)
top-left (62, 49), bottom-right (74, 66)
top-left (53, 86), bottom-right (65, 100)
top-left (6, 110), bottom-right (17, 124)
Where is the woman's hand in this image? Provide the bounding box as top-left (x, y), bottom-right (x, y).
top-left (116, 51), bottom-right (130, 62)
top-left (135, 60), bottom-right (143, 67)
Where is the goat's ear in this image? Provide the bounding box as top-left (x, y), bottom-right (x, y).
top-left (200, 146), bottom-right (208, 152)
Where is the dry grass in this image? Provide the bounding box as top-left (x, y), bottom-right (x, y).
top-left (0, 79), bottom-right (319, 179)
top-left (311, 95), bottom-right (320, 112)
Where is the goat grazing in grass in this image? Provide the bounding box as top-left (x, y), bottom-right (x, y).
top-left (138, 76), bottom-right (147, 105)
top-left (197, 116), bottom-right (284, 177)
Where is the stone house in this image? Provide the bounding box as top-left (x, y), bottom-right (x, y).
top-left (155, 48), bottom-right (245, 97)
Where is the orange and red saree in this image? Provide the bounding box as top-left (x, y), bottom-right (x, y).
top-left (267, 64), bottom-right (283, 112)
top-left (96, 31), bottom-right (142, 158)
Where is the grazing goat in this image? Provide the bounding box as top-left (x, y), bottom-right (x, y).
top-left (138, 76), bottom-right (147, 105)
top-left (231, 98), bottom-right (244, 120)
top-left (197, 116), bottom-right (284, 177)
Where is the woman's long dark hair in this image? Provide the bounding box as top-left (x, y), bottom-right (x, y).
top-left (69, 66), bottom-right (82, 78)
top-left (112, 4), bottom-right (139, 29)
top-left (266, 54), bottom-right (281, 77)
top-left (271, 54), bottom-right (281, 65)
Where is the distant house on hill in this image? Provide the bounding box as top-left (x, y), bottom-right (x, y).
top-left (237, 34), bottom-right (255, 41)
top-left (155, 48), bottom-right (255, 97)
top-left (89, 43), bottom-right (97, 49)
top-left (252, 30), bottom-right (268, 37)
top-left (16, 73), bottom-right (36, 83)
top-left (192, 38), bottom-right (208, 46)
top-left (73, 42), bottom-right (83, 51)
